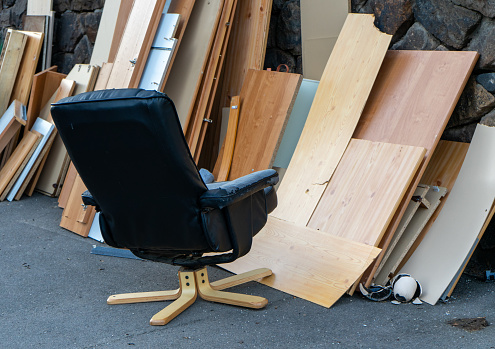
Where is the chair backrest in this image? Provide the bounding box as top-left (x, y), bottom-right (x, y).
top-left (51, 89), bottom-right (211, 254)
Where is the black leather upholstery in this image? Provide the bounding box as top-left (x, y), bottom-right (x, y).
top-left (51, 89), bottom-right (278, 268)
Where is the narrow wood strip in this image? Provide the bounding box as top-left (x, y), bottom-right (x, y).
top-left (108, 0), bottom-right (134, 63)
top-left (216, 96), bottom-right (240, 181)
top-left (94, 62), bottom-right (114, 91)
top-left (271, 14), bottom-right (391, 226)
top-left (58, 162), bottom-right (77, 208)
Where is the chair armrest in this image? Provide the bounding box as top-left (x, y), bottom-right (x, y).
top-left (199, 169), bottom-right (278, 209)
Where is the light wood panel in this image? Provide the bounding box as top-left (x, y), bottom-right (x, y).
top-left (271, 14), bottom-right (391, 226)
top-left (227, 69), bottom-right (302, 179)
top-left (352, 50), bottom-right (478, 286)
top-left (164, 0), bottom-right (223, 126)
top-left (222, 216), bottom-right (381, 307)
top-left (108, 0), bottom-right (134, 63)
top-left (308, 139), bottom-right (425, 246)
top-left (58, 162), bottom-right (77, 208)
top-left (10, 31), bottom-right (44, 106)
top-left (400, 124), bottom-right (495, 305)
top-left (90, 0), bottom-right (122, 66)
top-left (216, 96), bottom-right (240, 182)
top-left (27, 0), bottom-right (52, 15)
top-left (94, 63), bottom-right (114, 91)
top-left (106, 0), bottom-right (166, 89)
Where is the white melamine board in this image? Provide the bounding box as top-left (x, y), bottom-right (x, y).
top-left (27, 0), bottom-right (52, 15)
top-left (88, 212), bottom-right (104, 243)
top-left (90, 0), bottom-right (122, 66)
top-left (164, 0), bottom-right (222, 126)
top-left (152, 13), bottom-right (180, 47)
top-left (138, 40), bottom-right (176, 90)
top-left (0, 102), bottom-right (17, 134)
top-left (400, 124), bottom-right (495, 305)
top-left (6, 118), bottom-right (54, 201)
top-left (273, 79), bottom-right (319, 168)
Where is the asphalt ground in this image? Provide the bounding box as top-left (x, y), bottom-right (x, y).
top-left (1, 193), bottom-right (495, 348)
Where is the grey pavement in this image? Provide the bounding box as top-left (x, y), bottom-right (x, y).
top-left (1, 193), bottom-right (495, 348)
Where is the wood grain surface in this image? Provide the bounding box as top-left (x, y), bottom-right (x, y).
top-left (271, 14), bottom-right (391, 226)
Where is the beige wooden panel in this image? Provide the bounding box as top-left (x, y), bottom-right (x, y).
top-left (90, 0), bottom-right (122, 66)
top-left (271, 14), bottom-right (391, 226)
top-left (106, 0), bottom-right (166, 89)
top-left (308, 139), bottom-right (425, 246)
top-left (10, 31), bottom-right (44, 106)
top-left (374, 186), bottom-right (447, 286)
top-left (228, 70), bottom-right (302, 179)
top-left (302, 37), bottom-right (338, 82)
top-left (0, 31), bottom-right (27, 116)
top-left (94, 62), bottom-right (114, 91)
top-left (400, 124), bottom-right (495, 305)
top-left (27, 0), bottom-right (52, 16)
top-left (352, 50), bottom-right (478, 286)
top-left (222, 216), bottom-right (381, 307)
top-left (108, 0), bottom-right (134, 63)
top-left (164, 0), bottom-right (223, 126)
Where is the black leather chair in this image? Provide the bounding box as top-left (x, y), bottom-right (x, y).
top-left (51, 89), bottom-right (279, 325)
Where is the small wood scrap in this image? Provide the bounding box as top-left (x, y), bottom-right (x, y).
top-left (447, 317), bottom-right (489, 332)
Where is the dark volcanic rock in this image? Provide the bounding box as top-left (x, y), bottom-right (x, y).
top-left (277, 0), bottom-right (301, 55)
top-left (370, 0), bottom-right (413, 36)
top-left (414, 0), bottom-right (481, 49)
top-left (452, 0), bottom-right (495, 18)
top-left (480, 108), bottom-right (495, 126)
top-left (264, 48), bottom-right (296, 73)
top-left (391, 22), bottom-right (442, 50)
top-left (442, 123), bottom-right (477, 143)
top-left (467, 17), bottom-right (495, 70)
top-left (477, 73), bottom-right (495, 93)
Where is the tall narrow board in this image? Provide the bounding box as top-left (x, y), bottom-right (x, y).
top-left (271, 14), bottom-right (391, 226)
top-left (308, 139), bottom-right (425, 246)
top-left (106, 0), bottom-right (166, 89)
top-left (10, 31), bottom-right (44, 106)
top-left (228, 69), bottom-right (302, 179)
top-left (217, 0), bottom-right (273, 108)
top-left (400, 124), bottom-right (495, 305)
top-left (351, 50), bottom-right (478, 286)
top-left (395, 141), bottom-right (470, 273)
top-left (164, 0), bottom-right (223, 126)
top-left (90, 0), bottom-right (122, 66)
top-left (108, 0), bottom-right (134, 63)
top-left (222, 216), bottom-right (381, 308)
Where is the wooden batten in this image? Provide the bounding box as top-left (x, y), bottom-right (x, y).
top-left (215, 95), bottom-right (240, 182)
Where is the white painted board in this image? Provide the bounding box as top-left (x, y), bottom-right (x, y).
top-left (88, 212), bottom-right (104, 243)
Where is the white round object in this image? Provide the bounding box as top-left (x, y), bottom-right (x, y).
top-left (392, 274), bottom-right (421, 302)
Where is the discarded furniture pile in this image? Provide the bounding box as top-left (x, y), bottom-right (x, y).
top-left (0, 0), bottom-right (492, 310)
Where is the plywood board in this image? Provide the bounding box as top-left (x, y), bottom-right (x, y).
top-left (226, 69), bottom-right (301, 179)
top-left (106, 0), bottom-right (166, 89)
top-left (164, 0), bottom-right (223, 126)
top-left (352, 50), bottom-right (478, 286)
top-left (10, 31), bottom-right (44, 106)
top-left (374, 185), bottom-right (447, 286)
top-left (27, 0), bottom-right (52, 16)
top-left (400, 124), bottom-right (495, 305)
top-left (308, 139), bottom-right (426, 246)
top-left (271, 14), bottom-right (391, 226)
top-left (90, 0), bottom-right (122, 66)
top-left (272, 79), bottom-right (319, 169)
top-left (222, 216), bottom-right (381, 307)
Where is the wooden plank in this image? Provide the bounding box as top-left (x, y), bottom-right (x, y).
top-left (58, 162), bottom-right (77, 208)
top-left (372, 184), bottom-right (430, 282)
top-left (10, 31), bottom-right (44, 106)
top-left (0, 131), bottom-right (40, 197)
top-left (222, 216), bottom-right (381, 307)
top-left (94, 62), bottom-right (114, 91)
top-left (227, 69), bottom-right (302, 179)
top-left (395, 141), bottom-right (470, 272)
top-left (108, 0), bottom-right (134, 63)
top-left (217, 0), bottom-right (273, 109)
top-left (60, 174), bottom-right (96, 237)
top-left (374, 185), bottom-right (447, 286)
top-left (106, 0), bottom-right (166, 89)
top-left (400, 124), bottom-right (495, 305)
top-left (164, 0), bottom-right (223, 126)
top-left (23, 15), bottom-right (47, 32)
top-left (44, 11), bottom-right (55, 69)
top-left (0, 30), bottom-right (27, 116)
top-left (90, 0), bottom-right (123, 66)
top-left (351, 50), bottom-right (478, 286)
top-left (271, 14), bottom-right (391, 226)
top-left (308, 139), bottom-right (426, 246)
top-left (216, 96), bottom-right (240, 182)
top-left (27, 0), bottom-right (52, 16)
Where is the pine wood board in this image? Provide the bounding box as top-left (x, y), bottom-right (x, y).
top-left (10, 31), bottom-right (44, 106)
top-left (270, 14), bottom-right (391, 226)
top-left (216, 96), bottom-right (240, 181)
top-left (0, 30), bottom-right (27, 116)
top-left (60, 173), bottom-right (96, 237)
top-left (23, 15), bottom-right (47, 32)
top-left (395, 141), bottom-right (470, 273)
top-left (164, 0), bottom-right (223, 126)
top-left (0, 131), bottom-right (40, 197)
top-left (106, 0), bottom-right (166, 89)
top-left (94, 63), bottom-right (114, 91)
top-left (108, 0), bottom-right (134, 63)
top-left (400, 124), bottom-right (495, 305)
top-left (221, 216), bottom-right (381, 308)
top-left (374, 185), bottom-right (447, 286)
top-left (351, 50), bottom-right (478, 287)
top-left (226, 69), bottom-right (302, 179)
top-left (58, 162), bottom-right (77, 208)
top-left (90, 0), bottom-right (122, 66)
top-left (27, 0), bottom-right (52, 16)
top-left (372, 184), bottom-right (430, 282)
top-left (217, 0), bottom-right (273, 109)
top-left (308, 139), bottom-right (425, 246)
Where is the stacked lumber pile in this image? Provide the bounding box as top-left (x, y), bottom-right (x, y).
top-left (3, 0), bottom-right (492, 310)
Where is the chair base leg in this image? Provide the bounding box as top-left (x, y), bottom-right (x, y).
top-left (107, 267), bottom-right (272, 326)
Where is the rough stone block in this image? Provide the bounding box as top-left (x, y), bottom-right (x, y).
top-left (452, 0), bottom-right (495, 18)
top-left (391, 22), bottom-right (442, 50)
top-left (467, 17), bottom-right (495, 70)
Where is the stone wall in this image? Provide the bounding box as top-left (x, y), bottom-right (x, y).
top-left (352, 0), bottom-right (495, 143)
